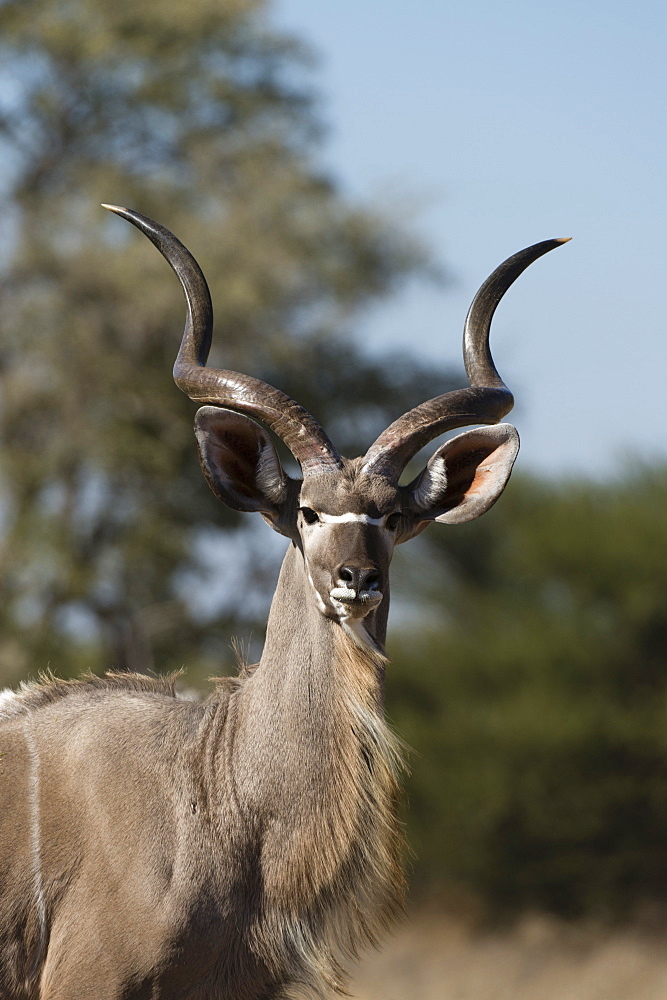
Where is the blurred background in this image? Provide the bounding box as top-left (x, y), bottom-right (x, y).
top-left (0, 1), bottom-right (665, 996)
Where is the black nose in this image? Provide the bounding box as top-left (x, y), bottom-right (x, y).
top-left (336, 565), bottom-right (380, 593)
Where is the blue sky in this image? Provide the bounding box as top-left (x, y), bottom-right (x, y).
top-left (273, 0), bottom-right (666, 477)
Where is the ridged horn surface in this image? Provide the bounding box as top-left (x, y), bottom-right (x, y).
top-left (102, 205), bottom-right (343, 475)
top-left (362, 238), bottom-right (570, 479)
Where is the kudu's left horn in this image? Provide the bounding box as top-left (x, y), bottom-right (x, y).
top-left (102, 205), bottom-right (343, 476)
top-left (361, 238), bottom-right (571, 481)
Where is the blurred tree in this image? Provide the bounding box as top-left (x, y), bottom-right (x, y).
top-left (388, 466), bottom-right (667, 918)
top-left (5, 0), bottom-right (659, 923)
top-left (0, 0), bottom-right (448, 683)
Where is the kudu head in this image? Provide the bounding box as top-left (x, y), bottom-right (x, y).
top-left (103, 206), bottom-right (567, 642)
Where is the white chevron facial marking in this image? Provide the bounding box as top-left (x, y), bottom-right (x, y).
top-left (317, 512), bottom-right (385, 526)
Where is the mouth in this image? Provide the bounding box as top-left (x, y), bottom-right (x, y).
top-left (329, 587), bottom-right (383, 619)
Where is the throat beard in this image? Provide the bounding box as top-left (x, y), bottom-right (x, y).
top-left (339, 615), bottom-right (388, 661)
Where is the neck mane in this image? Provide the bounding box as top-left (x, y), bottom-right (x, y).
top-left (231, 541), bottom-right (406, 995)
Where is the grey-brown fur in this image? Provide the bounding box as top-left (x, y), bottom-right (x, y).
top-left (0, 548), bottom-right (404, 1000)
top-left (0, 211), bottom-right (565, 998)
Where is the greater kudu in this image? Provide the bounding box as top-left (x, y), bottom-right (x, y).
top-left (0, 209), bottom-right (567, 999)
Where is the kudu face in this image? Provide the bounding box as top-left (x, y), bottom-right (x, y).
top-left (296, 470), bottom-right (399, 623)
top-left (103, 204), bottom-right (568, 635)
top-left (194, 408), bottom-right (402, 624)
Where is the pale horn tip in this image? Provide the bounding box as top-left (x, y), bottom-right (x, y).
top-left (555, 237), bottom-right (573, 244)
top-left (101, 203), bottom-right (128, 215)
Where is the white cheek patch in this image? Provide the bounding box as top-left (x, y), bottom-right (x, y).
top-left (305, 558), bottom-right (328, 614)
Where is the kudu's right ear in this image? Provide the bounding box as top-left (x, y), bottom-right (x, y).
top-left (194, 407), bottom-right (292, 531)
top-left (400, 423), bottom-right (520, 539)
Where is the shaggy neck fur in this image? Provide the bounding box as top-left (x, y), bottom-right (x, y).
top-left (0, 545), bottom-right (406, 999)
top-left (231, 542), bottom-right (406, 998)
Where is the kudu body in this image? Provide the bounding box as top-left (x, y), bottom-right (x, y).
top-left (0, 210), bottom-right (567, 1000)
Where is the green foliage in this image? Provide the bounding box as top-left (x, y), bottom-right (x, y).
top-left (388, 466), bottom-right (667, 918)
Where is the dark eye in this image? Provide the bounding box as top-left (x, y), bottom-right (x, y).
top-left (300, 507), bottom-right (320, 524)
top-left (386, 512), bottom-right (402, 531)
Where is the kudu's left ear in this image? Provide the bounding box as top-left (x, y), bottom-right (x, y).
top-left (403, 423), bottom-right (519, 534)
top-left (194, 407), bottom-right (292, 532)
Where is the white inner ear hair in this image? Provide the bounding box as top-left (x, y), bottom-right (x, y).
top-left (412, 454), bottom-right (448, 510)
top-left (255, 439), bottom-right (285, 502)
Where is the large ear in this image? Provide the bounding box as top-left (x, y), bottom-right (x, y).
top-left (194, 407), bottom-right (290, 525)
top-left (405, 423), bottom-right (519, 529)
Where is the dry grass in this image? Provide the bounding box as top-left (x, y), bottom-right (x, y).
top-left (349, 910), bottom-right (667, 1000)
